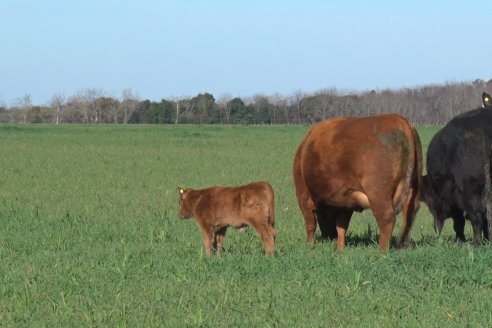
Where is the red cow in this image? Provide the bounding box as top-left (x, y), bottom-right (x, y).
top-left (293, 114), bottom-right (422, 250)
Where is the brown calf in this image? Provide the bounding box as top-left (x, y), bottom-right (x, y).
top-left (177, 181), bottom-right (276, 256)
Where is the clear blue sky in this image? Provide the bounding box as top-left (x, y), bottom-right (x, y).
top-left (1, 0), bottom-right (491, 105)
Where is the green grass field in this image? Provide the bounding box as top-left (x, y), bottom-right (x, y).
top-left (1, 124), bottom-right (492, 327)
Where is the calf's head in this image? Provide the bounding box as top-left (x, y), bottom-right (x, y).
top-left (177, 187), bottom-right (194, 220)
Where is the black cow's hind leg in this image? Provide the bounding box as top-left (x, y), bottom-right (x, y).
top-left (452, 213), bottom-right (466, 243)
top-left (481, 216), bottom-right (489, 241)
top-left (466, 212), bottom-right (483, 246)
top-left (317, 206), bottom-right (337, 240)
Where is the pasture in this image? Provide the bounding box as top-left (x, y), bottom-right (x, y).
top-left (1, 124), bottom-right (492, 327)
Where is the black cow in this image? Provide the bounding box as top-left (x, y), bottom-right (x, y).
top-left (421, 92), bottom-right (492, 244)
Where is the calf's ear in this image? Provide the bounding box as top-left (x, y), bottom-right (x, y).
top-left (483, 92), bottom-right (491, 108)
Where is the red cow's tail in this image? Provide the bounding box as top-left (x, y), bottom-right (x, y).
top-left (412, 127), bottom-right (423, 200)
top-left (395, 127), bottom-right (422, 214)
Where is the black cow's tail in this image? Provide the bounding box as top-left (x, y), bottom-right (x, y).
top-left (485, 143), bottom-right (492, 240)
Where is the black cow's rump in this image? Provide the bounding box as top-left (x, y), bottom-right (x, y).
top-left (422, 99), bottom-right (492, 244)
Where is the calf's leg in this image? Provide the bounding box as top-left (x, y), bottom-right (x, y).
top-left (198, 222), bottom-right (215, 256)
top-left (214, 227), bottom-right (227, 256)
top-left (251, 221), bottom-right (275, 256)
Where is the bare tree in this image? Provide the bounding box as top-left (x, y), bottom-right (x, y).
top-left (93, 95), bottom-right (119, 124)
top-left (51, 94), bottom-right (65, 124)
top-left (121, 88), bottom-right (139, 124)
top-left (0, 99), bottom-right (10, 123)
top-left (313, 88), bottom-right (338, 120)
top-left (74, 90), bottom-right (90, 123)
top-left (217, 94), bottom-right (233, 124)
top-left (175, 99), bottom-right (180, 124)
top-left (291, 90), bottom-right (307, 124)
top-left (64, 94), bottom-right (84, 123)
top-left (169, 96), bottom-right (187, 124)
top-left (269, 93), bottom-right (288, 124)
top-left (251, 94), bottom-right (270, 116)
top-left (16, 94), bottom-right (32, 123)
top-left (84, 88), bottom-right (104, 123)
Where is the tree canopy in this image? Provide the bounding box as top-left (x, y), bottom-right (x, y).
top-left (2, 79), bottom-right (492, 125)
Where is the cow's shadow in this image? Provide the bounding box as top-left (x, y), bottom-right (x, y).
top-left (315, 234), bottom-right (409, 249)
top-left (314, 224), bottom-right (442, 249)
top-left (314, 224), bottom-right (379, 248)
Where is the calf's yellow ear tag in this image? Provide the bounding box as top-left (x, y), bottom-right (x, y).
top-left (179, 188), bottom-right (184, 194)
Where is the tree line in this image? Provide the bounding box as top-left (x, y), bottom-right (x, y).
top-left (1, 79), bottom-right (491, 126)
